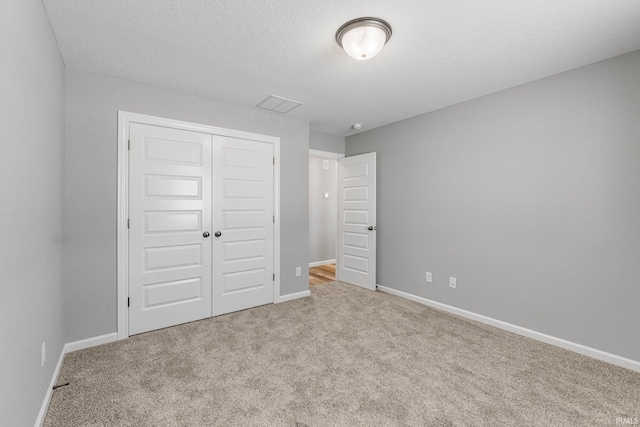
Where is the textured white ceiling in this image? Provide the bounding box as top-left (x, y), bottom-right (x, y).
top-left (42, 0), bottom-right (640, 136)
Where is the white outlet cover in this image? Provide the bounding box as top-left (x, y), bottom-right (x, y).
top-left (449, 277), bottom-right (457, 288)
top-left (425, 272), bottom-right (432, 283)
top-left (41, 342), bottom-right (46, 367)
top-left (296, 267), bottom-right (301, 276)
top-left (323, 192), bottom-right (329, 198)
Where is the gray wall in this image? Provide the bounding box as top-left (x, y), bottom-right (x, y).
top-left (0, 0), bottom-right (66, 424)
top-left (309, 157), bottom-right (337, 264)
top-left (310, 130), bottom-right (345, 154)
top-left (346, 50), bottom-right (640, 362)
top-left (65, 69), bottom-right (309, 342)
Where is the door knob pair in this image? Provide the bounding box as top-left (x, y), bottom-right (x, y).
top-left (203, 231), bottom-right (222, 238)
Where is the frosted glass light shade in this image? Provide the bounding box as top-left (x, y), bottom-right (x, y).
top-left (341, 26), bottom-right (387, 60)
top-left (336, 18), bottom-right (392, 61)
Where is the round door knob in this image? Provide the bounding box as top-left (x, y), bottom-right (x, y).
top-left (203, 232), bottom-right (210, 238)
top-left (368, 226), bottom-right (374, 231)
top-left (214, 231), bottom-right (222, 237)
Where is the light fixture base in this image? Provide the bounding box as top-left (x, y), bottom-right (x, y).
top-left (336, 17), bottom-right (392, 48)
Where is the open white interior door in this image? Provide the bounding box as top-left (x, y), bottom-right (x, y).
top-left (337, 152), bottom-right (376, 290)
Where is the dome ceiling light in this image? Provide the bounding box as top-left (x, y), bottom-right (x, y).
top-left (335, 17), bottom-right (392, 61)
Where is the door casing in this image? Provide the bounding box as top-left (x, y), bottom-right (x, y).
top-left (117, 111), bottom-right (281, 340)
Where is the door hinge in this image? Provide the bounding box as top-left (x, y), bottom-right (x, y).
top-left (128, 139), bottom-right (130, 150)
top-left (127, 219), bottom-right (130, 229)
top-left (273, 273), bottom-right (275, 281)
top-left (127, 297), bottom-right (130, 307)
top-left (273, 215), bottom-right (275, 223)
top-left (273, 157), bottom-right (275, 165)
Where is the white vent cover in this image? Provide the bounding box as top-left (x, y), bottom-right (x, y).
top-left (256, 95), bottom-right (302, 114)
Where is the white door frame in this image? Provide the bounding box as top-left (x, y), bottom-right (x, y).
top-left (309, 149), bottom-right (344, 161)
top-left (117, 111), bottom-right (281, 340)
top-left (308, 149), bottom-right (345, 280)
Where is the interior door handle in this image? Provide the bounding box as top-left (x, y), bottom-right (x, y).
top-left (214, 231), bottom-right (222, 237)
top-left (203, 232), bottom-right (210, 238)
top-left (368, 226), bottom-right (375, 231)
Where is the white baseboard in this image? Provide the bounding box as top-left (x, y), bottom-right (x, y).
top-left (36, 332), bottom-right (118, 426)
top-left (64, 332), bottom-right (118, 354)
top-left (35, 346), bottom-right (65, 427)
top-left (277, 290), bottom-right (311, 303)
top-left (376, 285), bottom-right (640, 373)
top-left (309, 259), bottom-right (336, 267)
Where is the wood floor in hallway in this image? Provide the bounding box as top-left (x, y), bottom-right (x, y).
top-left (309, 264), bottom-right (335, 286)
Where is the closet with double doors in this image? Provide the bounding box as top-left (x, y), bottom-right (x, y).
top-left (124, 117), bottom-right (276, 335)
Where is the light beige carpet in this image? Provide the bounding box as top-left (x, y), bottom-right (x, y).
top-left (45, 282), bottom-right (639, 426)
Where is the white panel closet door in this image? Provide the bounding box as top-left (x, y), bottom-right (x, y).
top-left (129, 123), bottom-right (212, 335)
top-left (338, 152), bottom-right (377, 290)
top-left (212, 136), bottom-right (274, 316)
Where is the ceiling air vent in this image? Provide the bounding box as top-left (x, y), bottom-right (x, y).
top-left (255, 95), bottom-right (302, 114)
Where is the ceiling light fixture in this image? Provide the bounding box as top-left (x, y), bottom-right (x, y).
top-left (336, 17), bottom-right (392, 61)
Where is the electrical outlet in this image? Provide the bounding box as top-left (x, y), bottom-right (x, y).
top-left (449, 277), bottom-right (456, 289)
top-left (41, 342), bottom-right (46, 367)
top-left (425, 272), bottom-right (432, 283)
top-left (296, 267), bottom-right (301, 277)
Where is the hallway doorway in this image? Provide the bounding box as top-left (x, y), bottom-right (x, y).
top-left (309, 149), bottom-right (343, 286)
